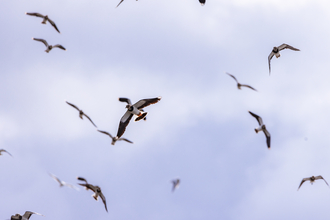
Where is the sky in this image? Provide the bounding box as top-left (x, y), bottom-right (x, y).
top-left (2, 0), bottom-right (330, 219)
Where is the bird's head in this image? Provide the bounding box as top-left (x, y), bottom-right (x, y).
top-left (126, 105), bottom-right (133, 111)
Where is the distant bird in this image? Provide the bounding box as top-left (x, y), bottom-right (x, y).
top-left (116, 0), bottom-right (138, 7)
top-left (32, 38), bottom-right (66, 53)
top-left (49, 173), bottom-right (79, 190)
top-left (0, 149), bottom-right (12, 157)
top-left (11, 211), bottom-right (43, 220)
top-left (171, 179), bottom-right (180, 192)
top-left (97, 129), bottom-right (133, 145)
top-left (119, 97), bottom-right (147, 121)
top-left (268, 43), bottom-right (300, 74)
top-left (199, 0), bottom-right (206, 5)
top-left (66, 101), bottom-right (97, 127)
top-left (25, 12), bottom-right (60, 33)
top-left (298, 175), bottom-right (329, 191)
top-left (226, 72), bottom-right (257, 91)
top-left (116, 97), bottom-right (161, 138)
top-left (77, 177), bottom-right (108, 212)
top-left (249, 111), bottom-right (271, 149)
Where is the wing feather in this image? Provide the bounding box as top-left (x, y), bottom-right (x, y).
top-left (278, 43), bottom-right (300, 51)
top-left (33, 38), bottom-right (48, 47)
top-left (117, 111), bottom-right (133, 138)
top-left (248, 111), bottom-right (263, 125)
top-left (133, 97), bottom-right (161, 109)
top-left (26, 12), bottom-right (45, 18)
top-left (119, 97), bottom-right (131, 105)
top-left (53, 44), bottom-right (66, 50)
top-left (47, 18), bottom-right (60, 33)
top-left (97, 130), bottom-right (113, 138)
top-left (226, 72), bottom-right (238, 83)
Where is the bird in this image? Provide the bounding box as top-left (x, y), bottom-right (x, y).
top-left (49, 173), bottom-right (79, 190)
top-left (77, 177), bottom-right (108, 212)
top-left (25, 12), bottom-right (60, 33)
top-left (119, 97), bottom-right (147, 121)
top-left (226, 72), bottom-right (257, 91)
top-left (116, 97), bottom-right (161, 138)
top-left (171, 179), bottom-right (180, 192)
top-left (66, 101), bottom-right (97, 127)
top-left (248, 111), bottom-right (271, 149)
top-left (0, 149), bottom-right (12, 157)
top-left (32, 38), bottom-right (66, 53)
top-left (97, 129), bottom-right (133, 145)
top-left (298, 175), bottom-right (329, 190)
top-left (11, 211), bottom-right (43, 220)
top-left (268, 43), bottom-right (300, 74)
top-left (116, 0), bottom-right (138, 8)
top-left (199, 0), bottom-right (206, 5)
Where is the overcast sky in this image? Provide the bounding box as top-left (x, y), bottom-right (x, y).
top-left (2, 0), bottom-right (330, 219)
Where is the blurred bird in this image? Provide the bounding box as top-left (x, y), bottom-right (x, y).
top-left (116, 0), bottom-right (138, 8)
top-left (0, 149), bottom-right (12, 157)
top-left (97, 130), bottom-right (133, 145)
top-left (32, 38), bottom-right (66, 53)
top-left (226, 72), bottom-right (257, 91)
top-left (249, 111), bottom-right (271, 149)
top-left (119, 97), bottom-right (147, 121)
top-left (171, 179), bottom-right (180, 192)
top-left (199, 0), bottom-right (206, 5)
top-left (298, 175), bottom-right (329, 190)
top-left (116, 97), bottom-right (161, 138)
top-left (49, 173), bottom-right (79, 190)
top-left (268, 43), bottom-right (300, 74)
top-left (11, 211), bottom-right (43, 220)
top-left (77, 177), bottom-right (108, 212)
top-left (26, 12), bottom-right (60, 33)
top-left (66, 101), bottom-right (97, 127)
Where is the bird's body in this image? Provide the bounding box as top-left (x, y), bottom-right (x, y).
top-left (97, 130), bottom-right (133, 145)
top-left (32, 38), bottom-right (66, 53)
top-left (268, 43), bottom-right (300, 74)
top-left (116, 97), bottom-right (161, 138)
top-left (249, 111), bottom-right (271, 149)
top-left (226, 72), bottom-right (257, 91)
top-left (66, 101), bottom-right (97, 127)
top-left (26, 13), bottom-right (60, 33)
top-left (11, 211), bottom-right (43, 220)
top-left (171, 179), bottom-right (180, 192)
top-left (298, 175), bottom-right (329, 190)
top-left (77, 177), bottom-right (108, 212)
top-left (0, 149), bottom-right (12, 157)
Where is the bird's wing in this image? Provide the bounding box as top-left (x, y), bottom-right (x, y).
top-left (116, 0), bottom-right (124, 7)
top-left (240, 84), bottom-right (257, 91)
top-left (133, 97), bottom-right (161, 110)
top-left (1, 149), bottom-right (13, 157)
top-left (49, 173), bottom-right (62, 185)
top-left (315, 176), bottom-right (329, 186)
top-left (77, 176), bottom-right (88, 183)
top-left (47, 18), bottom-right (60, 33)
top-left (118, 138), bottom-right (133, 143)
top-left (119, 97), bottom-right (132, 105)
top-left (78, 183), bottom-right (96, 192)
top-left (23, 212), bottom-right (43, 219)
top-left (82, 113), bottom-right (97, 127)
top-left (99, 192), bottom-right (108, 212)
top-left (116, 111), bottom-right (133, 138)
top-left (97, 130), bottom-right (113, 138)
top-left (278, 43), bottom-right (300, 51)
top-left (263, 129), bottom-right (271, 149)
top-left (26, 12), bottom-right (45, 18)
top-left (268, 52), bottom-right (275, 74)
top-left (33, 38), bottom-right (48, 47)
top-left (53, 44), bottom-right (66, 50)
top-left (66, 101), bottom-right (80, 111)
top-left (225, 72), bottom-right (238, 83)
top-left (298, 178), bottom-right (310, 190)
top-left (248, 111), bottom-right (263, 125)
top-left (63, 182), bottom-right (80, 190)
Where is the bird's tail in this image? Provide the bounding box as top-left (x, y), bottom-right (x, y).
top-left (135, 112), bottom-right (148, 121)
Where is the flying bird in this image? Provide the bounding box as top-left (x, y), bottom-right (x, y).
top-left (11, 211), bottom-right (43, 220)
top-left (248, 111), bottom-right (271, 149)
top-left (116, 0), bottom-right (138, 7)
top-left (226, 72), bottom-right (257, 91)
top-left (119, 97), bottom-right (147, 121)
top-left (0, 149), bottom-right (12, 157)
top-left (97, 129), bottom-right (133, 145)
top-left (199, 0), bottom-right (206, 5)
top-left (268, 43), bottom-right (300, 74)
top-left (49, 173), bottom-right (79, 190)
top-left (66, 101), bottom-right (97, 127)
top-left (116, 97), bottom-right (161, 138)
top-left (25, 12), bottom-right (60, 33)
top-left (32, 38), bottom-right (66, 53)
top-left (298, 175), bottom-right (329, 191)
top-left (171, 179), bottom-right (180, 192)
top-left (77, 177), bottom-right (108, 212)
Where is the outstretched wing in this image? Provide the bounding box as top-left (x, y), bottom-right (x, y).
top-left (33, 38), bottom-right (49, 47)
top-left (66, 101), bottom-right (80, 111)
top-left (78, 183), bottom-right (96, 192)
top-left (263, 129), bottom-right (271, 149)
top-left (315, 175), bottom-right (329, 186)
top-left (77, 176), bottom-right (88, 183)
top-left (133, 97), bottom-right (161, 110)
top-left (97, 130), bottom-right (113, 138)
top-left (278, 44), bottom-right (300, 51)
top-left (248, 111), bottom-right (263, 126)
top-left (26, 12), bottom-right (45, 18)
top-left (268, 52), bottom-right (275, 74)
top-left (99, 192), bottom-right (108, 212)
top-left (47, 18), bottom-right (60, 33)
top-left (240, 84), bottom-right (257, 91)
top-left (82, 113), bottom-right (97, 127)
top-left (226, 72), bottom-right (238, 83)
top-left (116, 0), bottom-right (124, 7)
top-left (298, 177), bottom-right (310, 190)
top-left (53, 44), bottom-right (66, 50)
top-left (23, 211), bottom-right (43, 219)
top-left (118, 138), bottom-right (133, 144)
top-left (119, 97), bottom-right (132, 105)
top-left (49, 173), bottom-right (62, 185)
top-left (116, 111), bottom-right (133, 138)
top-left (0, 149), bottom-right (13, 157)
